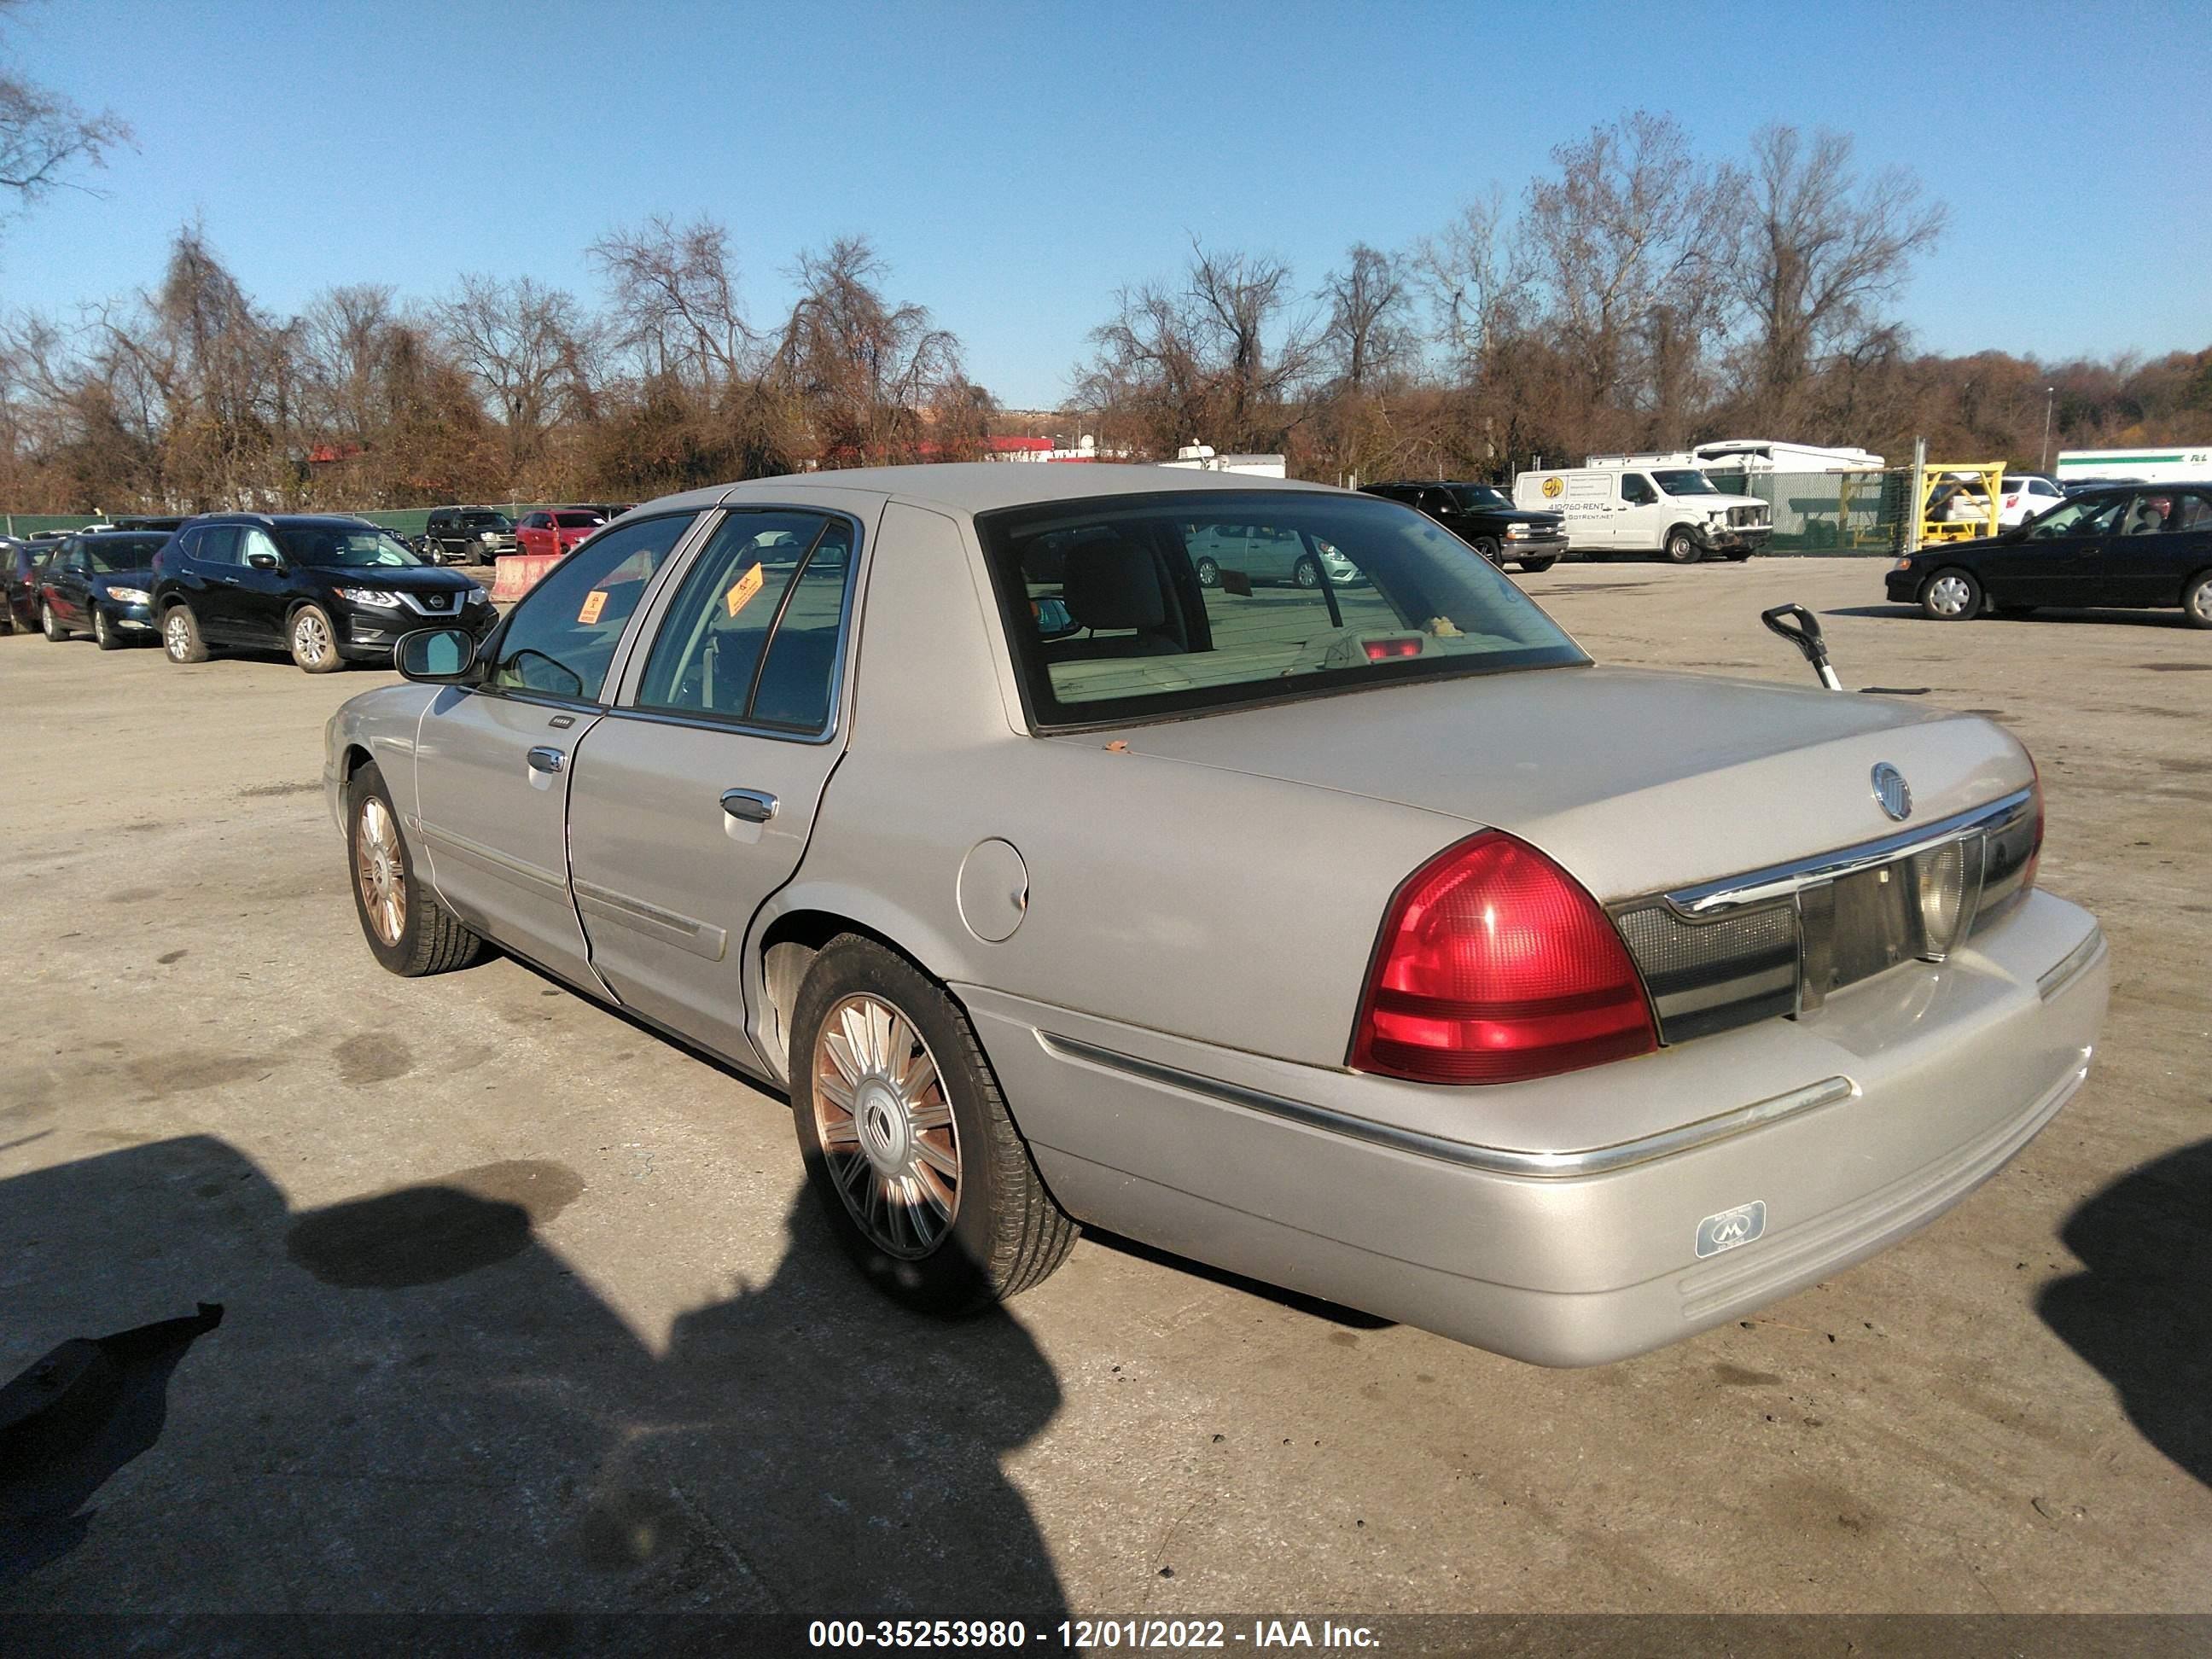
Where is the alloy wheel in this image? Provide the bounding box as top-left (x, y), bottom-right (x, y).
top-left (1927, 573), bottom-right (1974, 617)
top-left (812, 992), bottom-right (961, 1259)
top-left (2190, 579), bottom-right (2212, 626)
top-left (354, 797), bottom-right (407, 946)
top-left (165, 611), bottom-right (189, 658)
top-left (294, 611), bottom-right (331, 666)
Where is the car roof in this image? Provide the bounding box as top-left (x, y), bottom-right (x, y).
top-left (187, 513), bottom-right (389, 529)
top-left (638, 462), bottom-right (1344, 521)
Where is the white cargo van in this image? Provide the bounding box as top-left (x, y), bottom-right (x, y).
top-left (1513, 465), bottom-right (1773, 563)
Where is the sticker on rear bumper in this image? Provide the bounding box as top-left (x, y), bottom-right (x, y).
top-left (1696, 1200), bottom-right (1767, 1259)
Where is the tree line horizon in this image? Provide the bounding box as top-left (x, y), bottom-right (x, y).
top-left (3, 110), bottom-right (2208, 516)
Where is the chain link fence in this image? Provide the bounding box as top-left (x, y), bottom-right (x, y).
top-left (1701, 469), bottom-right (1918, 555)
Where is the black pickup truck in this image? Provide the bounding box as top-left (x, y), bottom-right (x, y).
top-left (1360, 480), bottom-right (1569, 573)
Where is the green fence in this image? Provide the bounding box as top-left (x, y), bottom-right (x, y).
top-left (1702, 469), bottom-right (1913, 556)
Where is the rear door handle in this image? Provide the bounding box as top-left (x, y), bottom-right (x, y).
top-left (527, 746), bottom-right (565, 775)
top-left (720, 788), bottom-right (777, 824)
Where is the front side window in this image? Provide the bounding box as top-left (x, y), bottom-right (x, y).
top-left (486, 512), bottom-right (696, 701)
top-left (2025, 496), bottom-right (2126, 540)
top-left (1449, 485), bottom-right (1512, 510)
top-left (1620, 474), bottom-right (1656, 505)
top-left (981, 491), bottom-right (1585, 728)
top-left (83, 536), bottom-right (166, 570)
top-left (635, 511), bottom-right (854, 731)
top-left (240, 527), bottom-right (284, 566)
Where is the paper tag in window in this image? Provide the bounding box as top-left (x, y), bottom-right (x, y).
top-left (578, 590), bottom-right (608, 625)
top-left (725, 563), bottom-right (765, 617)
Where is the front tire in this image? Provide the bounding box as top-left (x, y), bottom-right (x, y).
top-left (1664, 528), bottom-right (1703, 565)
top-left (792, 934), bottom-right (1075, 1315)
top-left (347, 760), bottom-right (485, 976)
top-left (1195, 556), bottom-right (1220, 589)
top-left (95, 608), bottom-right (124, 649)
top-left (1468, 536), bottom-right (1503, 567)
top-left (1920, 568), bottom-right (1982, 621)
top-left (2184, 570), bottom-right (2212, 630)
top-left (290, 603), bottom-right (343, 672)
top-left (1516, 556), bottom-right (1557, 573)
top-left (162, 604), bottom-right (210, 662)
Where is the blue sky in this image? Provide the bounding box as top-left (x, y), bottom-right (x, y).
top-left (4, 0), bottom-right (2207, 410)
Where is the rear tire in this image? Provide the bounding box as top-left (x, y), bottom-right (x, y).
top-left (289, 603), bottom-right (344, 672)
top-left (1292, 555), bottom-right (1322, 589)
top-left (40, 601), bottom-right (67, 641)
top-left (791, 934), bottom-right (1076, 1316)
top-left (162, 603), bottom-right (210, 662)
top-left (1920, 568), bottom-right (1982, 621)
top-left (2184, 570), bottom-right (2212, 630)
top-left (1664, 528), bottom-right (1703, 565)
top-left (346, 760), bottom-right (485, 976)
top-left (1195, 556), bottom-right (1220, 588)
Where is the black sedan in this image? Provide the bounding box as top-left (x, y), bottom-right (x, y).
top-left (1886, 482), bottom-right (2212, 628)
top-left (152, 514), bottom-right (498, 672)
top-left (32, 530), bottom-right (173, 649)
top-left (1359, 480), bottom-right (1569, 572)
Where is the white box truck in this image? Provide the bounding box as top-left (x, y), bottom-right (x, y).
top-left (2053, 446), bottom-right (2212, 488)
top-left (1513, 463), bottom-right (1773, 563)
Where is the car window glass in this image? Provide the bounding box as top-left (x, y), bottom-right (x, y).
top-left (553, 511), bottom-right (602, 529)
top-left (634, 512), bottom-right (849, 726)
top-left (987, 494), bottom-right (1582, 725)
top-left (194, 526), bottom-right (244, 565)
top-left (240, 527), bottom-right (283, 565)
top-left (2172, 494), bottom-right (2212, 533)
top-left (2120, 493), bottom-right (2185, 534)
top-left (487, 512), bottom-right (696, 701)
top-left (2025, 497), bottom-right (2126, 540)
top-left (1621, 474), bottom-right (1655, 505)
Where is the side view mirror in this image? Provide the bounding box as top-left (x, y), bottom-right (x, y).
top-left (247, 551), bottom-right (282, 570)
top-left (395, 626), bottom-right (480, 684)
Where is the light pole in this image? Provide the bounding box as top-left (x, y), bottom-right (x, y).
top-left (2040, 387), bottom-right (2055, 474)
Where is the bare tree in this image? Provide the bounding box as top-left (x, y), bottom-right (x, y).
top-left (433, 274), bottom-right (597, 488)
top-left (0, 1), bottom-right (130, 232)
top-left (771, 236), bottom-right (964, 466)
top-left (589, 214), bottom-right (754, 393)
top-left (1520, 111), bottom-right (1741, 442)
top-left (1318, 243), bottom-right (1412, 393)
top-left (1732, 124), bottom-right (1947, 429)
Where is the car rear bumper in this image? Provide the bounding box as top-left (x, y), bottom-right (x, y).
top-left (959, 888), bottom-right (2104, 1365)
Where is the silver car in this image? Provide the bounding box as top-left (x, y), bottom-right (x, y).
top-left (324, 466), bottom-right (2107, 1365)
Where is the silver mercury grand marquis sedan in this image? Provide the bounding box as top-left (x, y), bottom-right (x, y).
top-left (323, 464), bottom-right (2108, 1365)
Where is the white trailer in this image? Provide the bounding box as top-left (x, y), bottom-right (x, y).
top-left (2053, 446), bottom-right (2212, 486)
top-left (1585, 439), bottom-right (1885, 473)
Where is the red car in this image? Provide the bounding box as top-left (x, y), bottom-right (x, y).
top-left (513, 508), bottom-right (608, 559)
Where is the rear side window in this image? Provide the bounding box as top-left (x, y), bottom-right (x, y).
top-left (980, 491), bottom-right (1584, 729)
top-left (486, 513), bottom-right (696, 701)
top-left (552, 510), bottom-right (602, 529)
top-left (192, 526), bottom-right (244, 565)
top-left (633, 511), bottom-right (855, 731)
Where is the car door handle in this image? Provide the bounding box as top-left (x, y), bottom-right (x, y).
top-left (527, 746), bottom-right (566, 775)
top-left (720, 788), bottom-right (777, 824)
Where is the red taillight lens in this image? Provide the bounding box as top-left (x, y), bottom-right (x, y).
top-left (1351, 832), bottom-right (1658, 1084)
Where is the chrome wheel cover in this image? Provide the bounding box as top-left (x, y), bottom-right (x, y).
top-left (1927, 573), bottom-right (1974, 616)
top-left (294, 611), bottom-right (331, 665)
top-left (355, 797), bottom-right (406, 946)
top-left (1295, 559), bottom-right (1320, 589)
top-left (94, 609), bottom-right (109, 644)
top-left (41, 603), bottom-right (57, 638)
top-left (165, 610), bottom-right (189, 656)
top-left (812, 993), bottom-right (960, 1259)
top-left (2190, 581), bottom-right (2212, 625)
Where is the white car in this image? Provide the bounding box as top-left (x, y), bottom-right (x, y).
top-left (2000, 474), bottom-right (2066, 528)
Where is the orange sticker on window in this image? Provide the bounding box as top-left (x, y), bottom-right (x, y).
top-left (578, 590), bottom-right (608, 625)
top-left (725, 562), bottom-right (765, 618)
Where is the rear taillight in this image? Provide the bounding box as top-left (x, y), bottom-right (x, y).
top-left (1351, 832), bottom-right (1658, 1085)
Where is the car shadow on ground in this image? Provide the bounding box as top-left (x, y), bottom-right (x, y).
top-left (0, 1136), bottom-right (1068, 1614)
top-left (2037, 1138), bottom-right (2211, 1490)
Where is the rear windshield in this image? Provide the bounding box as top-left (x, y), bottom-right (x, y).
top-left (1650, 469), bottom-right (1720, 496)
top-left (84, 535), bottom-right (168, 570)
top-left (979, 491), bottom-right (1586, 729)
top-left (460, 512), bottom-right (511, 529)
top-left (276, 527), bottom-right (425, 567)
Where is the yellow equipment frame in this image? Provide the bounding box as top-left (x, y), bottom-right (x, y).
top-left (1921, 462), bottom-right (2004, 544)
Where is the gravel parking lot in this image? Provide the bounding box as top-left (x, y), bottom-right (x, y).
top-left (2, 558), bottom-right (2206, 1619)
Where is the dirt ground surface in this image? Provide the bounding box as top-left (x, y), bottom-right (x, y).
top-left (1, 559), bottom-right (2206, 1622)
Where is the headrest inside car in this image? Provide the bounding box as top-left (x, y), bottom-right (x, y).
top-left (1061, 539), bottom-right (1166, 632)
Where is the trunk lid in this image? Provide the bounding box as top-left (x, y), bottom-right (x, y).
top-left (1058, 665), bottom-right (2031, 901)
